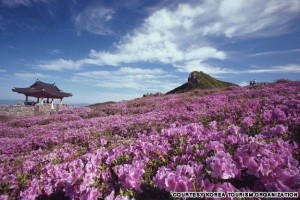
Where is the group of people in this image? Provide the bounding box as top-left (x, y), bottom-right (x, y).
top-left (250, 78), bottom-right (256, 86)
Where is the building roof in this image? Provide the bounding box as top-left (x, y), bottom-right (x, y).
top-left (12, 80), bottom-right (72, 98)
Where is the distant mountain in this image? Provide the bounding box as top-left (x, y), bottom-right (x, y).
top-left (70, 103), bottom-right (90, 107)
top-left (167, 71), bottom-right (238, 94)
top-left (88, 101), bottom-right (116, 107)
top-left (0, 100), bottom-right (22, 106)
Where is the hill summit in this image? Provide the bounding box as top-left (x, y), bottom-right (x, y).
top-left (167, 71), bottom-right (237, 94)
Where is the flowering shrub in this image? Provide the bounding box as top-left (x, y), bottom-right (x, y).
top-left (0, 81), bottom-right (300, 199)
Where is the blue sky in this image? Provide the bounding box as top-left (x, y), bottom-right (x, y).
top-left (0, 0), bottom-right (300, 104)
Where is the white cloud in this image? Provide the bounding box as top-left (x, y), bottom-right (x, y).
top-left (75, 7), bottom-right (115, 35)
top-left (249, 49), bottom-right (300, 57)
top-left (49, 49), bottom-right (61, 54)
top-left (201, 0), bottom-right (300, 37)
top-left (37, 3), bottom-right (227, 71)
top-left (245, 64), bottom-right (300, 73)
top-left (36, 59), bottom-right (81, 71)
top-left (0, 69), bottom-right (6, 73)
top-left (98, 0), bottom-right (299, 72)
top-left (205, 64), bottom-right (300, 74)
top-left (1, 0), bottom-right (51, 7)
top-left (14, 72), bottom-right (51, 79)
top-left (81, 3), bottom-right (228, 69)
top-left (176, 63), bottom-right (300, 75)
top-left (72, 67), bottom-right (178, 92)
top-left (37, 0), bottom-right (300, 75)
top-left (174, 60), bottom-right (236, 74)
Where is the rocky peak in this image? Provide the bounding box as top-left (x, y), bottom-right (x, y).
top-left (188, 71), bottom-right (201, 83)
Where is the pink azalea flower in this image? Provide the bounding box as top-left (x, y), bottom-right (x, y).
top-left (86, 188), bottom-right (100, 200)
top-left (43, 184), bottom-right (53, 196)
top-left (104, 190), bottom-right (115, 200)
top-left (116, 161), bottom-right (145, 191)
top-left (0, 195), bottom-right (8, 200)
top-left (207, 141), bottom-right (225, 152)
top-left (209, 121), bottom-right (218, 130)
top-left (214, 182), bottom-right (236, 192)
top-left (153, 167), bottom-right (168, 189)
top-left (206, 151), bottom-right (237, 179)
top-left (20, 178), bottom-right (41, 200)
top-left (227, 124), bottom-right (239, 134)
top-left (227, 135), bottom-right (238, 144)
top-left (175, 178), bottom-right (189, 192)
top-left (86, 163), bottom-right (97, 174)
top-left (23, 160), bottom-right (35, 171)
top-left (242, 117), bottom-right (254, 128)
top-left (115, 196), bottom-right (130, 200)
top-left (271, 124), bottom-right (288, 135)
top-left (164, 173), bottom-right (177, 191)
top-left (245, 157), bottom-right (261, 178)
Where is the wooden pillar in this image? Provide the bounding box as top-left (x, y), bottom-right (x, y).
top-left (47, 98), bottom-right (49, 103)
top-left (25, 95), bottom-right (28, 105)
top-left (60, 98), bottom-right (63, 105)
top-left (41, 98), bottom-right (44, 105)
top-left (37, 97), bottom-right (40, 103)
top-left (51, 100), bottom-right (54, 110)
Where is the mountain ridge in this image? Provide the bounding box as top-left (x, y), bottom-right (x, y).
top-left (167, 71), bottom-right (238, 94)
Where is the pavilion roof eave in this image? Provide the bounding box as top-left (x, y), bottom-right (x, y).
top-left (12, 88), bottom-right (72, 98)
top-left (40, 90), bottom-right (72, 98)
top-left (12, 80), bottom-right (72, 99)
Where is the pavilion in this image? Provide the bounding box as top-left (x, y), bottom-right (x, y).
top-left (12, 79), bottom-right (72, 105)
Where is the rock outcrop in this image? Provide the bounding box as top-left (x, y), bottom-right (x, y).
top-left (0, 104), bottom-right (68, 118)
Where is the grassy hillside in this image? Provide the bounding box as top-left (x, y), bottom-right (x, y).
top-left (167, 71), bottom-right (238, 94)
top-left (0, 80), bottom-right (299, 199)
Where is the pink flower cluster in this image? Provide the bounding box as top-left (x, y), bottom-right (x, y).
top-left (116, 161), bottom-right (145, 191)
top-left (206, 151), bottom-right (237, 179)
top-left (0, 81), bottom-right (299, 199)
top-left (156, 163), bottom-right (201, 192)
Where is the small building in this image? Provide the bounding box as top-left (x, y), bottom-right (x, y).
top-left (12, 79), bottom-right (72, 105)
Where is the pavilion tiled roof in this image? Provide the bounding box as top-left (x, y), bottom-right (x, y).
top-left (12, 80), bottom-right (72, 98)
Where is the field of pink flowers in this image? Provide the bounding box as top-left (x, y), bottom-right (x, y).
top-left (0, 80), bottom-right (299, 200)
